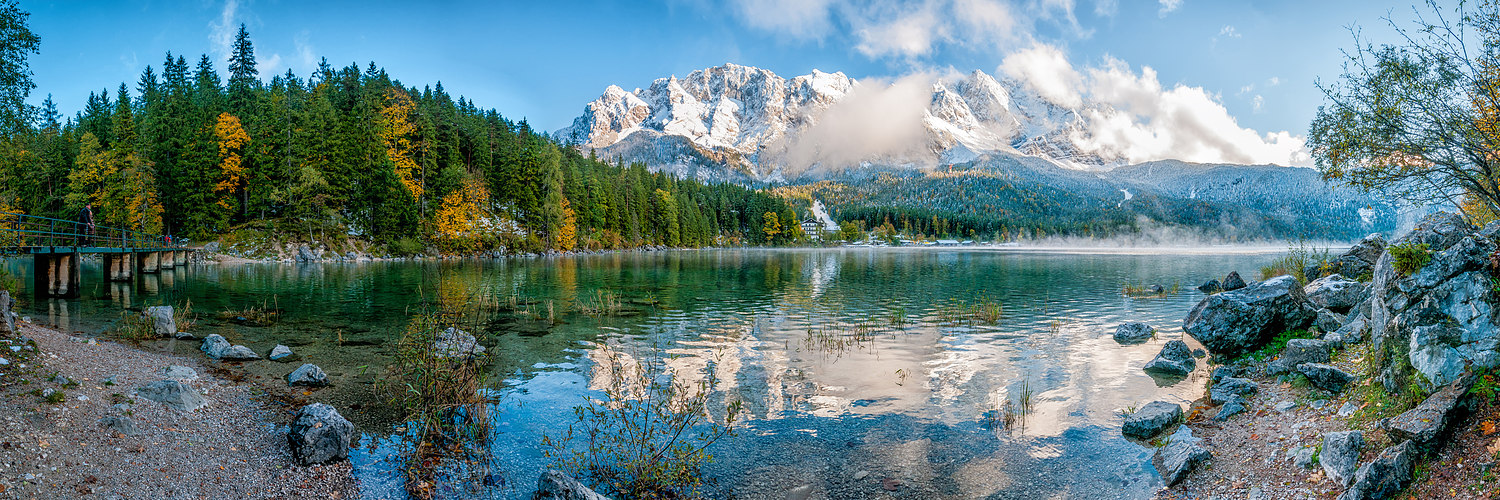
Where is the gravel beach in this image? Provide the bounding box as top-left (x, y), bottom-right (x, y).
top-left (0, 319), bottom-right (358, 498)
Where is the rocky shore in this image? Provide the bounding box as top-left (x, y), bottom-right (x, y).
top-left (1120, 212), bottom-right (1500, 499)
top-left (0, 315), bottom-right (358, 498)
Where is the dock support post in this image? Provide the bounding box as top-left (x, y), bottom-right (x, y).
top-left (137, 251), bottom-right (160, 274)
top-left (33, 252), bottom-right (80, 298)
top-left (104, 253), bottom-right (133, 282)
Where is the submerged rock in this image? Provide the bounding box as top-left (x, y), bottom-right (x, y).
top-left (136, 380), bottom-right (205, 411)
top-left (219, 345), bottom-right (260, 361)
top-left (200, 334), bottom-right (231, 358)
top-left (1112, 322), bottom-right (1154, 344)
top-left (144, 305), bottom-right (176, 337)
top-left (435, 327), bottom-right (486, 358)
top-left (1122, 401), bottom-right (1181, 440)
top-left (1321, 430), bottom-right (1364, 487)
top-left (287, 403), bottom-right (353, 465)
top-left (535, 470), bottom-right (611, 500)
top-left (286, 363), bottom-right (329, 387)
top-left (1183, 275), bottom-right (1317, 358)
top-left (1143, 340), bottom-right (1196, 377)
top-left (1338, 440), bottom-right (1416, 500)
top-left (268, 344), bottom-right (294, 362)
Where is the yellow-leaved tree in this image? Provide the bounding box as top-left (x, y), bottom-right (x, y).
top-left (554, 196), bottom-right (577, 251)
top-left (379, 88), bottom-right (422, 202)
top-left (213, 112), bottom-right (249, 220)
top-left (432, 177), bottom-right (491, 254)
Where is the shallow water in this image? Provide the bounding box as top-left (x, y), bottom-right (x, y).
top-left (5, 248), bottom-right (1280, 499)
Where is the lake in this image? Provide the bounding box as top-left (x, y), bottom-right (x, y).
top-left (6, 247), bottom-right (1282, 499)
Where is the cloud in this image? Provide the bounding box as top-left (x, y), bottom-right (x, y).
top-left (208, 0), bottom-right (240, 65)
top-left (854, 4), bottom-right (947, 58)
top-left (1073, 56), bottom-right (1308, 166)
top-left (733, 0), bottom-right (837, 40)
top-left (1093, 0), bottom-right (1118, 17)
top-left (774, 73), bottom-right (937, 172)
top-left (1252, 95), bottom-right (1264, 112)
top-left (1217, 25), bottom-right (1239, 38)
top-left (1157, 0), bottom-right (1182, 17)
top-left (999, 43), bottom-right (1083, 108)
top-left (1266, 76), bottom-right (1280, 86)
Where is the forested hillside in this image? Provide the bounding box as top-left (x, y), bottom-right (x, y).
top-left (0, 25), bottom-right (794, 254)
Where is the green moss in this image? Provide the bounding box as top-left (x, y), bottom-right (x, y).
top-left (1238, 329), bottom-right (1317, 362)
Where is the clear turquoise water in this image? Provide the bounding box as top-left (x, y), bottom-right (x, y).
top-left (6, 248), bottom-right (1280, 499)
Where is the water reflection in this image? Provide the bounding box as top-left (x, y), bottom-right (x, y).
top-left (4, 249), bottom-right (1277, 499)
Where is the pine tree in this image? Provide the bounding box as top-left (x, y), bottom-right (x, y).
top-left (226, 24), bottom-right (258, 114)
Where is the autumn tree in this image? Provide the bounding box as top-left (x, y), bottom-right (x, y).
top-left (1310, 1), bottom-right (1500, 218)
top-left (213, 112), bottom-right (249, 225)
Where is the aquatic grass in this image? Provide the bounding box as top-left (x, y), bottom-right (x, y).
top-left (215, 296), bottom-right (280, 326)
top-left (1260, 242), bottom-right (1332, 284)
top-left (932, 296), bottom-right (1004, 325)
top-left (889, 304), bottom-right (908, 327)
top-left (577, 290), bottom-right (624, 317)
top-left (542, 342), bottom-right (741, 499)
top-left (1122, 281), bottom-right (1180, 298)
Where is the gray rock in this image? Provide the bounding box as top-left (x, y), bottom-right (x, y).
top-left (159, 365), bottom-right (197, 381)
top-left (1290, 445), bottom-right (1316, 469)
top-left (1383, 375), bottom-right (1476, 451)
top-left (1315, 308), bottom-right (1346, 334)
top-left (1112, 322), bottom-right (1154, 344)
top-left (144, 305), bottom-right (176, 337)
top-left (1153, 427), bottom-right (1210, 486)
top-left (203, 241), bottom-right (220, 253)
top-left (1213, 398), bottom-right (1247, 421)
top-left (173, 332), bottom-right (196, 340)
top-left (200, 334), bottom-right (231, 358)
top-left (135, 380), bottom-right (206, 411)
top-left (1323, 332), bottom-right (1345, 350)
top-left (98, 415), bottom-right (142, 436)
top-left (1209, 366), bottom-right (1240, 383)
top-left (1267, 338), bottom-right (1330, 375)
top-left (1298, 363), bottom-right (1356, 393)
top-left (1321, 431), bottom-right (1364, 487)
top-left (0, 290), bottom-right (13, 334)
top-left (286, 363), bottom-right (329, 387)
top-left (1305, 275), bottom-right (1368, 313)
top-left (1209, 377), bottom-right (1257, 404)
top-left (535, 470), bottom-right (611, 500)
top-left (1122, 400), bottom-right (1181, 440)
top-left (296, 245), bottom-right (320, 262)
top-left (1222, 271), bottom-right (1247, 291)
top-left (435, 327), bottom-right (486, 358)
top-left (1183, 275), bottom-right (1317, 358)
top-left (1338, 440), bottom-right (1416, 500)
top-left (218, 344), bottom-right (260, 361)
top-left (268, 344), bottom-right (294, 362)
top-left (287, 403), bottom-right (353, 465)
top-left (1274, 400), bottom-right (1297, 412)
top-left (1197, 279), bottom-right (1221, 294)
top-left (1143, 340), bottom-right (1196, 376)
top-left (1338, 401), bottom-right (1360, 417)
top-left (1334, 314), bottom-right (1368, 345)
top-left (1346, 233), bottom-right (1388, 268)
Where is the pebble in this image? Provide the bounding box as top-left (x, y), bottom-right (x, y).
top-left (1273, 400), bottom-right (1296, 412)
top-left (853, 470), bottom-right (870, 480)
top-left (1309, 399), bottom-right (1327, 410)
top-left (1337, 401), bottom-right (1359, 416)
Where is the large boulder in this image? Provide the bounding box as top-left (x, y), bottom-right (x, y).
top-left (135, 380), bottom-right (206, 411)
top-left (1321, 430), bottom-right (1364, 487)
top-left (1267, 339), bottom-right (1331, 375)
top-left (1305, 275), bottom-right (1367, 313)
top-left (535, 470), bottom-right (612, 500)
top-left (287, 403), bottom-right (353, 465)
top-left (1183, 275), bottom-right (1317, 358)
top-left (200, 334), bottom-right (231, 358)
top-left (296, 245), bottom-right (320, 262)
top-left (1153, 427), bottom-right (1210, 486)
top-left (1209, 377), bottom-right (1258, 405)
top-left (286, 363), bottom-right (329, 387)
top-left (144, 305), bottom-right (176, 337)
top-left (1368, 212), bottom-right (1500, 389)
top-left (1338, 440), bottom-right (1416, 500)
top-left (1383, 375), bottom-right (1476, 452)
top-left (1112, 322), bottom-right (1154, 344)
top-left (1122, 400), bottom-right (1181, 440)
top-left (1315, 308), bottom-right (1346, 334)
top-left (435, 327), bottom-right (486, 358)
top-left (1333, 314), bottom-right (1368, 345)
top-left (1142, 340), bottom-right (1196, 377)
top-left (1329, 233), bottom-right (1388, 280)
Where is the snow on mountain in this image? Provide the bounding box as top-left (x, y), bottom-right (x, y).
top-left (556, 63), bottom-right (1129, 180)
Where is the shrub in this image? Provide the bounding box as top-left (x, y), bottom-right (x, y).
top-left (1390, 242), bottom-right (1432, 276)
top-left (1261, 242), bottom-right (1331, 284)
top-left (543, 343), bottom-right (741, 499)
top-left (386, 237), bottom-right (425, 257)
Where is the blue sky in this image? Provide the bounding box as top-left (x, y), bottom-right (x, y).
top-left (26, 0), bottom-right (1422, 151)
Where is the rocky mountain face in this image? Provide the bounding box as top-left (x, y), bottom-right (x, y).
top-left (555, 63), bottom-right (1114, 181)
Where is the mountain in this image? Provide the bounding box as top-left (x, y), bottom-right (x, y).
top-left (557, 64), bottom-right (1395, 240)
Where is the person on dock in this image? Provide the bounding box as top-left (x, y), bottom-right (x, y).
top-left (78, 203), bottom-right (95, 245)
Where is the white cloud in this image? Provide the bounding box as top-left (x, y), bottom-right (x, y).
top-left (1217, 25), bottom-right (1239, 38)
top-left (777, 73), bottom-right (937, 172)
top-left (1073, 56), bottom-right (1308, 166)
top-left (1252, 94), bottom-right (1264, 112)
top-left (1236, 84), bottom-right (1254, 96)
top-left (734, 0), bottom-right (837, 40)
top-left (854, 4), bottom-right (947, 58)
top-left (1267, 76), bottom-right (1281, 86)
top-left (1157, 0), bottom-right (1182, 17)
top-left (1093, 0), bottom-right (1118, 17)
top-left (209, 0), bottom-right (240, 65)
top-left (999, 43), bottom-right (1083, 108)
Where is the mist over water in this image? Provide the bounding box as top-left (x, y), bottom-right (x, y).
top-left (5, 248), bottom-right (1281, 498)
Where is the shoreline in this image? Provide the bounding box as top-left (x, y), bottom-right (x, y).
top-left (0, 319), bottom-right (358, 498)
